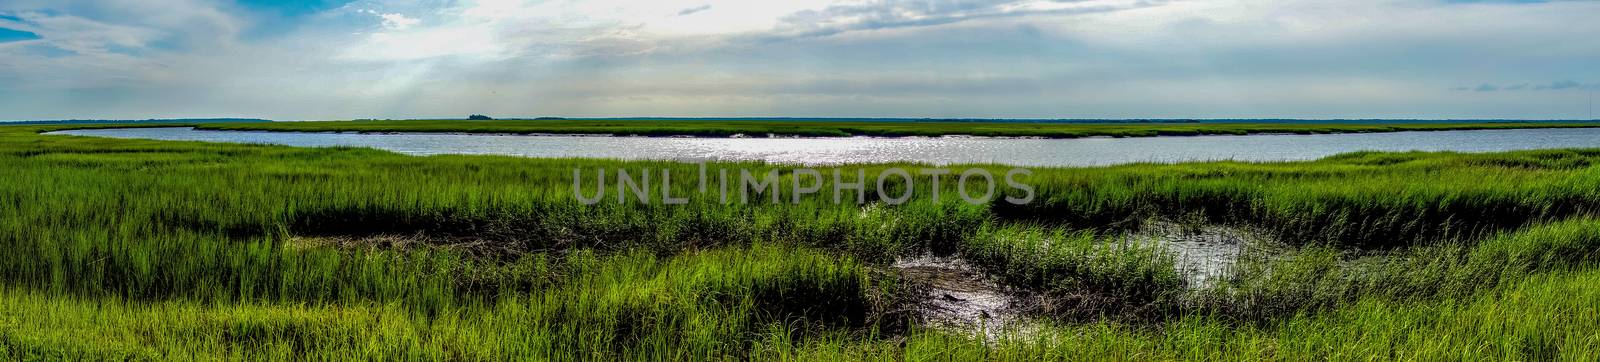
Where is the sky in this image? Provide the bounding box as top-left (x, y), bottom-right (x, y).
top-left (1, 0), bottom-right (1598, 120)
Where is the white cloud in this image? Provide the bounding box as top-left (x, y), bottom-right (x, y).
top-left (3, 0), bottom-right (1600, 120)
top-left (342, 23), bottom-right (504, 61)
top-left (2, 10), bottom-right (170, 56)
top-left (378, 13), bottom-right (420, 30)
top-left (772, 0), bottom-right (1164, 38)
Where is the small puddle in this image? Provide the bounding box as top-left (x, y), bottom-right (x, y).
top-left (893, 256), bottom-right (1025, 336)
top-left (1123, 221), bottom-right (1265, 289)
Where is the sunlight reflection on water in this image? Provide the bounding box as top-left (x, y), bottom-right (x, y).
top-left (49, 127), bottom-right (1600, 167)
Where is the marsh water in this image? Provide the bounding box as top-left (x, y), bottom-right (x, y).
top-left (48, 127), bottom-right (1600, 167)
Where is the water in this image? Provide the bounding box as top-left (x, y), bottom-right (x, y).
top-left (47, 127), bottom-right (1600, 167)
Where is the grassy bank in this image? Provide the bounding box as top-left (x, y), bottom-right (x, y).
top-left (4, 123), bottom-right (1600, 359)
top-left (192, 119), bottom-right (1600, 138)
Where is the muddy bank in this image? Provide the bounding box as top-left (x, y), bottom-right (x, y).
top-left (894, 256), bottom-right (1026, 336)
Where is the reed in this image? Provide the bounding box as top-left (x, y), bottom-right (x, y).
top-left (4, 123), bottom-right (1600, 359)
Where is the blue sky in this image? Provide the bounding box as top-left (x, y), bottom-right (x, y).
top-left (1, 0), bottom-right (1598, 120)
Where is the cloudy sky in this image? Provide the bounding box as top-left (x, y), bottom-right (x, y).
top-left (1, 0), bottom-right (1598, 120)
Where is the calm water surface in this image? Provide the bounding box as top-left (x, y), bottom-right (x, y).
top-left (47, 127), bottom-right (1600, 167)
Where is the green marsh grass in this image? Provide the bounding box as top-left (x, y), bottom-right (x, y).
top-left (4, 123), bottom-right (1600, 359)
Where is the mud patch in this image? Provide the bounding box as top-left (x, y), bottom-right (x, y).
top-left (286, 233), bottom-right (524, 259)
top-left (893, 256), bottom-right (1025, 336)
top-left (287, 234), bottom-right (429, 250)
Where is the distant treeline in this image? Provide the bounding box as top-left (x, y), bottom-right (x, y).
top-left (193, 119), bottom-right (1600, 139)
top-left (343, 117), bottom-right (1600, 124)
top-left (0, 118), bottom-right (272, 125)
top-left (9, 117), bottom-right (1597, 125)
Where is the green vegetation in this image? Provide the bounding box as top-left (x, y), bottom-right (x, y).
top-left (194, 119), bottom-right (1600, 138)
top-left (4, 123), bottom-right (1600, 359)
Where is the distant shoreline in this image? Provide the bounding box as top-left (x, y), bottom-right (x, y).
top-left (0, 118), bottom-right (271, 125)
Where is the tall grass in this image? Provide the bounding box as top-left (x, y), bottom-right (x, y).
top-left (11, 264), bottom-right (1600, 360)
top-left (1204, 217), bottom-right (1600, 321)
top-left (961, 225), bottom-right (1185, 322)
top-left (773, 267), bottom-right (1600, 360)
top-left (5, 123), bottom-right (1600, 358)
top-left (0, 244), bottom-right (880, 360)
